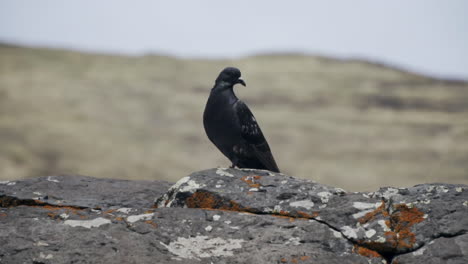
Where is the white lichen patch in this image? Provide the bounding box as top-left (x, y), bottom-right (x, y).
top-left (285, 237), bottom-right (301, 245)
top-left (224, 220), bottom-right (231, 225)
top-left (289, 200), bottom-right (314, 210)
top-left (353, 202), bottom-right (380, 210)
top-left (239, 168), bottom-right (275, 176)
top-left (64, 217), bottom-right (111, 228)
top-left (160, 236), bottom-right (245, 260)
top-left (365, 229), bottom-right (376, 238)
top-left (0, 181), bottom-right (16, 186)
top-left (463, 201), bottom-right (468, 207)
top-left (281, 180), bottom-right (288, 184)
top-left (421, 199), bottom-right (431, 204)
top-left (378, 220), bottom-right (391, 232)
top-left (352, 209), bottom-right (374, 219)
top-left (59, 213), bottom-right (69, 220)
top-left (116, 208), bottom-right (132, 214)
top-left (179, 180), bottom-right (204, 193)
top-left (168, 177), bottom-right (191, 193)
top-left (317, 192), bottom-right (332, 203)
top-left (332, 230), bottom-right (343, 238)
top-left (334, 188), bottom-right (346, 194)
top-left (216, 168), bottom-right (234, 177)
top-left (126, 213), bottom-right (154, 223)
top-left (249, 188), bottom-right (259, 192)
top-left (273, 205), bottom-right (283, 213)
top-left (375, 236), bottom-right (386, 243)
top-left (215, 185), bottom-right (222, 188)
top-left (34, 241), bottom-right (49, 247)
top-left (39, 252), bottom-right (53, 259)
top-left (158, 177), bottom-right (205, 207)
top-left (33, 192), bottom-right (42, 196)
top-left (426, 186), bottom-right (435, 192)
top-left (412, 247), bottom-right (426, 256)
top-left (380, 188), bottom-right (399, 199)
top-left (456, 187), bottom-right (463, 193)
top-left (205, 225), bottom-right (213, 232)
top-left (47, 176), bottom-right (59, 183)
top-left (341, 226), bottom-right (359, 239)
top-left (436, 186), bottom-right (449, 193)
top-left (213, 215), bottom-right (221, 221)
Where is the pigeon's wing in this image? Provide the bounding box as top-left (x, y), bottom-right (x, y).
top-left (233, 100), bottom-right (280, 172)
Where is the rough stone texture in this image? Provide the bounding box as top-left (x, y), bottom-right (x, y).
top-left (1, 170), bottom-right (467, 263)
top-left (0, 175), bottom-right (172, 209)
top-left (156, 168), bottom-right (468, 263)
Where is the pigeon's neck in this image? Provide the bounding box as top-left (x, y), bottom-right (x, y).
top-left (211, 84), bottom-right (238, 104)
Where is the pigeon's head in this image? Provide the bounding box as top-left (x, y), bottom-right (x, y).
top-left (215, 67), bottom-right (246, 88)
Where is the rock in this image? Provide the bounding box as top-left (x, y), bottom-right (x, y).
top-left (1, 170), bottom-right (467, 263)
top-left (156, 168), bottom-right (468, 263)
top-left (0, 175), bottom-right (172, 209)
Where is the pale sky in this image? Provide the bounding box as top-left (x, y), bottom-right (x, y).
top-left (1, 0), bottom-right (467, 79)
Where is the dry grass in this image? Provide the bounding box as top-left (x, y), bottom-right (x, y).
top-left (1, 44), bottom-right (467, 191)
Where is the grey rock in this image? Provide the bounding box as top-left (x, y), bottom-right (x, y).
top-left (156, 168), bottom-right (468, 262)
top-left (1, 169), bottom-right (467, 263)
top-left (0, 175), bottom-right (172, 209)
top-left (393, 233), bottom-right (468, 264)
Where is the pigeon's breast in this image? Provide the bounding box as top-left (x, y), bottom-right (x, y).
top-left (203, 99), bottom-right (242, 151)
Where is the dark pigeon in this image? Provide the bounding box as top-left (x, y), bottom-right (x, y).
top-left (203, 67), bottom-right (280, 172)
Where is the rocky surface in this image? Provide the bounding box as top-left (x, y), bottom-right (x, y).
top-left (1, 169), bottom-right (467, 263)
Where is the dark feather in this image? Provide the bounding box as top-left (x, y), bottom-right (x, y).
top-left (203, 67), bottom-right (280, 173)
top-left (233, 100), bottom-right (280, 172)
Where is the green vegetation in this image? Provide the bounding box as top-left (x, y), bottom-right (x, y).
top-left (1, 44), bottom-right (467, 191)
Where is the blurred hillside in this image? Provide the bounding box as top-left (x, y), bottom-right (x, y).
top-left (0, 44), bottom-right (467, 191)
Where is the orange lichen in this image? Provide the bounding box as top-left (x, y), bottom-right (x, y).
top-left (30, 202), bottom-right (84, 212)
top-left (357, 202), bottom-right (426, 258)
top-left (186, 192), bottom-right (219, 208)
top-left (115, 217), bottom-right (124, 221)
top-left (30, 204), bottom-right (84, 217)
top-left (353, 245), bottom-right (382, 258)
top-left (358, 201), bottom-right (387, 224)
top-left (240, 175), bottom-right (262, 188)
top-left (186, 191), bottom-right (247, 213)
top-left (297, 211), bottom-right (319, 218)
top-left (47, 212), bottom-right (57, 218)
top-left (279, 210), bottom-right (290, 216)
top-left (384, 204), bottom-right (425, 249)
top-left (279, 256), bottom-right (310, 263)
top-left (145, 220), bottom-right (158, 228)
top-left (0, 213), bottom-right (7, 218)
top-left (104, 209), bottom-right (116, 214)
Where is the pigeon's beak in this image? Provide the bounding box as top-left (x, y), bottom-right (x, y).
top-left (236, 78), bottom-right (246, 87)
